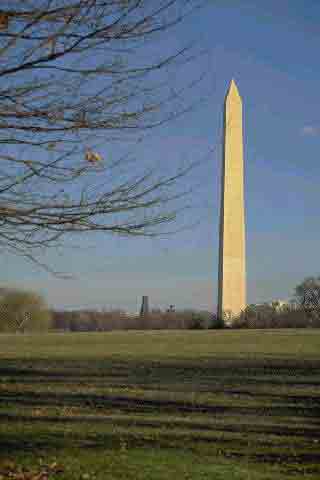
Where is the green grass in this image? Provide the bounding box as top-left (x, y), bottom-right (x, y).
top-left (0, 329), bottom-right (320, 479)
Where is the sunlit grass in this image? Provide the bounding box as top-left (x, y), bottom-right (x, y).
top-left (0, 329), bottom-right (319, 479)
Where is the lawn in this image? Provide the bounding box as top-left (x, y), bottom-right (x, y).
top-left (0, 329), bottom-right (319, 479)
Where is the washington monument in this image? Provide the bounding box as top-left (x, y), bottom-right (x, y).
top-left (217, 79), bottom-right (246, 320)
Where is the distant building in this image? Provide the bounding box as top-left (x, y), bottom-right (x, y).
top-left (271, 300), bottom-right (289, 311)
top-left (139, 296), bottom-right (149, 316)
top-left (254, 300), bottom-right (297, 311)
top-left (166, 305), bottom-right (175, 313)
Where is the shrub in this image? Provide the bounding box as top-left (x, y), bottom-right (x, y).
top-left (232, 303), bottom-right (315, 329)
top-left (210, 314), bottom-right (225, 329)
top-left (0, 288), bottom-right (51, 333)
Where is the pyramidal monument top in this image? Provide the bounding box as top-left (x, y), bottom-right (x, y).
top-left (226, 79), bottom-right (241, 101)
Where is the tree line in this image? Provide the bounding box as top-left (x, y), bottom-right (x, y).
top-left (52, 309), bottom-right (212, 332)
top-left (1, 276), bottom-right (320, 333)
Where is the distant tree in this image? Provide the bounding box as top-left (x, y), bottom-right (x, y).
top-left (233, 304), bottom-right (278, 329)
top-left (210, 313), bottom-right (224, 329)
top-left (51, 310), bottom-right (70, 331)
top-left (232, 301), bottom-right (315, 329)
top-left (151, 308), bottom-right (162, 314)
top-left (0, 288), bottom-right (51, 332)
top-left (187, 312), bottom-right (204, 329)
top-left (276, 304), bottom-right (310, 329)
top-left (295, 277), bottom-right (320, 306)
top-left (294, 277), bottom-right (320, 326)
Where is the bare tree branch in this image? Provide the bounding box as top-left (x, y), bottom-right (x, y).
top-left (0, 0), bottom-right (208, 275)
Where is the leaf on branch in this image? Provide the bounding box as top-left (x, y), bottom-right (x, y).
top-left (0, 205), bottom-right (15, 216)
top-left (0, 12), bottom-right (9, 30)
top-left (47, 38), bottom-right (57, 55)
top-left (85, 150), bottom-right (102, 164)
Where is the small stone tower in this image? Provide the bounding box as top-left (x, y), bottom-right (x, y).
top-left (139, 296), bottom-right (149, 316)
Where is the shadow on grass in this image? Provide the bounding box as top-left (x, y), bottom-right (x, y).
top-left (1, 427), bottom-right (320, 468)
top-left (1, 412), bottom-right (320, 439)
top-left (1, 389), bottom-right (320, 417)
top-left (1, 356), bottom-right (320, 474)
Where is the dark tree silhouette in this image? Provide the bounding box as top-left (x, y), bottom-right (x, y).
top-left (295, 277), bottom-right (320, 326)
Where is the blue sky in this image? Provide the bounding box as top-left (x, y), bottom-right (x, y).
top-left (2, 0), bottom-right (320, 312)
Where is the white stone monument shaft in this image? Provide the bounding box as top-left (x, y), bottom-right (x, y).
top-left (217, 79), bottom-right (246, 320)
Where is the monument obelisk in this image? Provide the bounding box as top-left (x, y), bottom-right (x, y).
top-left (217, 79), bottom-right (246, 321)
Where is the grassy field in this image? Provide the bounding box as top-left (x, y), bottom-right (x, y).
top-left (0, 329), bottom-right (319, 479)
